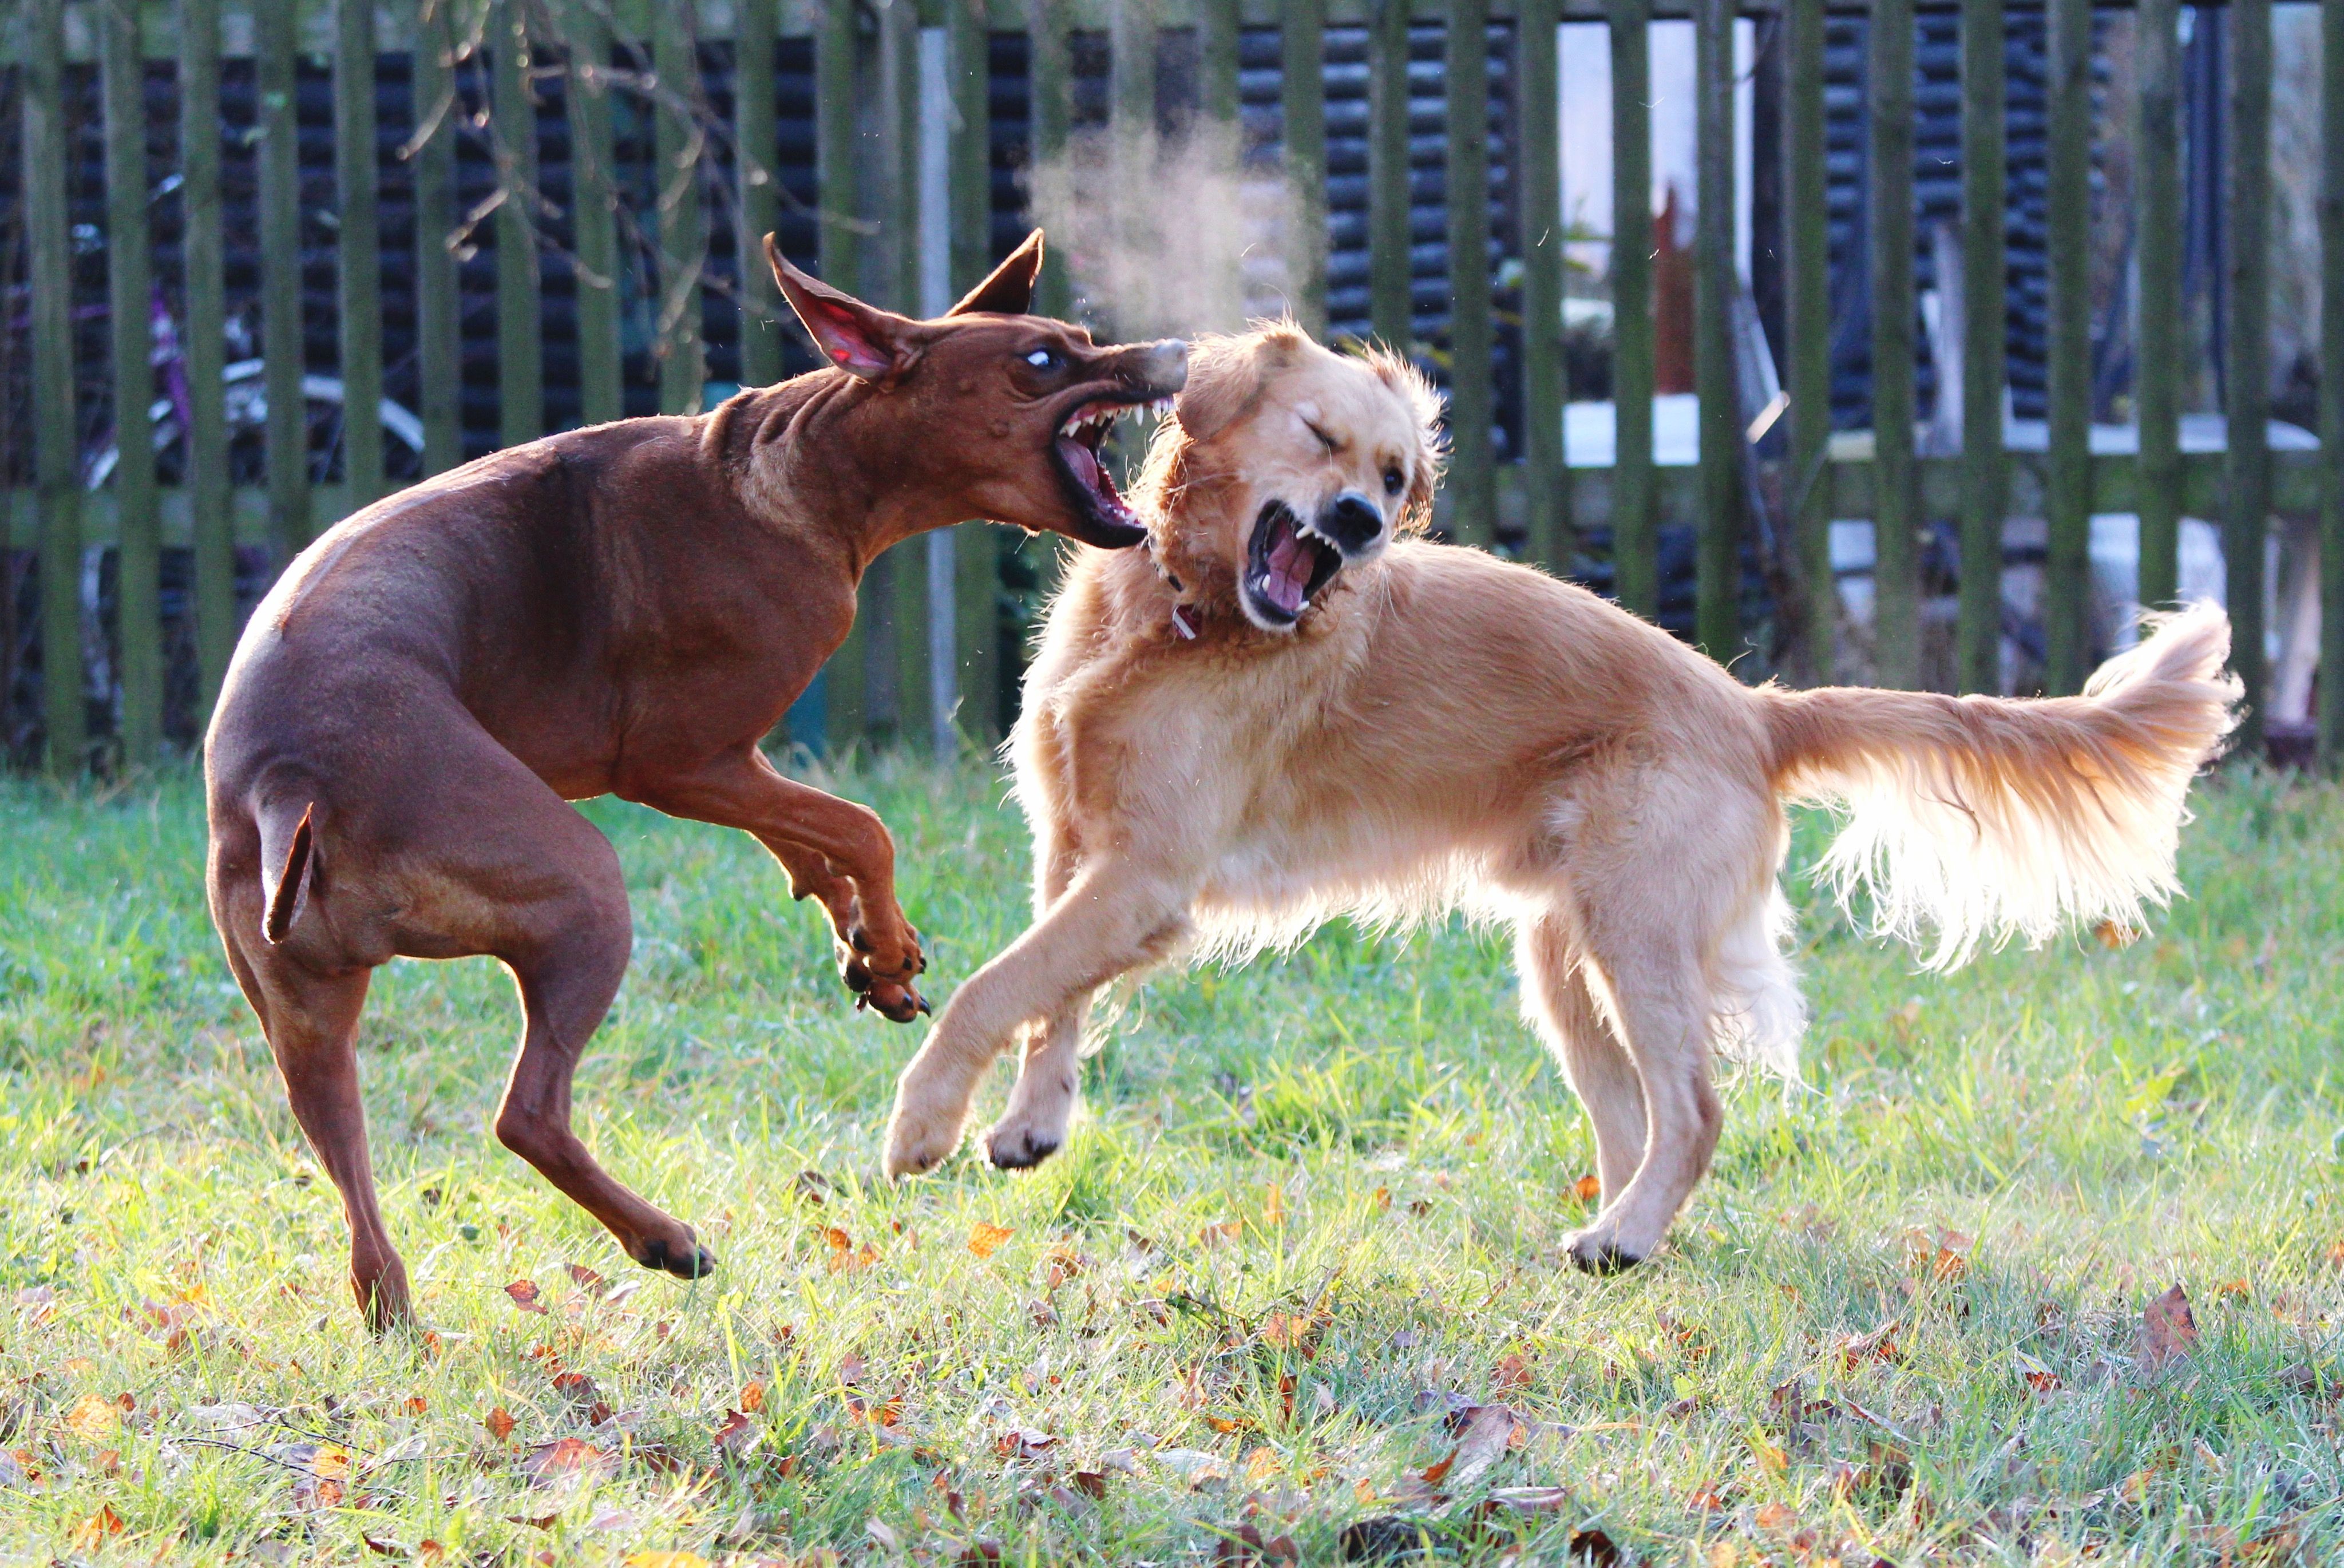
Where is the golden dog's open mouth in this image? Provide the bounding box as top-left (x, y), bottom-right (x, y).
top-left (1243, 501), bottom-right (1344, 625)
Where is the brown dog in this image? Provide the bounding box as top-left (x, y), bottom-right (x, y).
top-left (882, 325), bottom-right (2238, 1269)
top-left (204, 231), bottom-right (1186, 1328)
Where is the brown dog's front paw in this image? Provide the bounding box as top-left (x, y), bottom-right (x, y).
top-left (839, 921), bottom-right (926, 1015)
top-left (856, 979), bottom-right (930, 1023)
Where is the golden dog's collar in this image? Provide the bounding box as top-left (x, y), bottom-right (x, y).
top-left (1171, 603), bottom-right (1200, 640)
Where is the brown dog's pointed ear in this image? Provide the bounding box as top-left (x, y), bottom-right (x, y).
top-left (946, 228), bottom-right (1044, 317)
top-left (766, 233), bottom-right (923, 382)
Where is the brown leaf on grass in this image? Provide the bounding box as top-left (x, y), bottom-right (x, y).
top-left (1491, 1353), bottom-right (1534, 1392)
top-left (1755, 1500), bottom-right (1799, 1530)
top-left (1418, 1403), bottom-right (1518, 1492)
top-left (1260, 1312), bottom-right (1320, 1352)
top-left (826, 1242), bottom-right (880, 1275)
top-left (993, 1428), bottom-right (1058, 1461)
top-left (1838, 1320), bottom-right (1903, 1369)
top-left (1371, 1186), bottom-right (1392, 1211)
top-left (484, 1406), bottom-right (517, 1444)
top-left (2094, 918), bottom-right (2141, 950)
top-left (15, 1286), bottom-right (57, 1327)
top-left (69, 1507), bottom-right (125, 1549)
top-left (793, 1169), bottom-right (835, 1205)
top-left (837, 1351), bottom-right (867, 1385)
top-left (1072, 1469), bottom-right (1108, 1499)
top-left (1903, 1228), bottom-right (1971, 1282)
top-left (522, 1436), bottom-right (617, 1487)
top-left (968, 1222), bottom-right (1013, 1259)
top-left (504, 1279), bottom-right (548, 1314)
top-left (1571, 1174), bottom-right (1602, 1204)
top-left (712, 1409), bottom-right (758, 1457)
top-left (2137, 1284), bottom-right (2199, 1370)
top-left (739, 1380), bottom-right (765, 1413)
top-left (551, 1370), bottom-right (599, 1405)
top-left (2216, 1278), bottom-right (2250, 1302)
top-left (1263, 1185), bottom-right (1286, 1225)
top-left (404, 1396), bottom-right (427, 1416)
top-left (64, 1394), bottom-right (118, 1441)
top-left (1198, 1219), bottom-right (1243, 1249)
top-left (1215, 1522), bottom-right (1301, 1566)
top-left (565, 1263), bottom-right (608, 1296)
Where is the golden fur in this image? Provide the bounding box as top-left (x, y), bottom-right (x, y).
top-left (882, 325), bottom-right (2242, 1268)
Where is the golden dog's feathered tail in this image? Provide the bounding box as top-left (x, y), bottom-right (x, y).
top-left (1760, 602), bottom-right (2241, 969)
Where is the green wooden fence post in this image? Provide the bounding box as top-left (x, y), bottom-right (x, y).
top-left (181, 0), bottom-right (233, 715)
top-left (1956, 0), bottom-right (2006, 692)
top-left (2227, 0), bottom-right (2272, 750)
top-left (1111, 0), bottom-right (1157, 195)
top-left (1610, 0), bottom-right (1655, 615)
top-left (875, 0), bottom-right (925, 748)
top-left (1519, 0), bottom-right (1567, 573)
top-left (949, 0), bottom-right (1001, 743)
top-left (104, 0), bottom-right (161, 764)
top-left (565, 0), bottom-right (621, 423)
top-left (1199, 0), bottom-right (1240, 128)
top-left (2321, 0), bottom-right (2344, 767)
top-left (338, 0), bottom-right (385, 510)
top-left (1026, 0), bottom-right (1074, 320)
top-left (737, 0), bottom-right (785, 390)
top-left (1368, 0), bottom-right (1413, 349)
top-left (2136, 0), bottom-right (2181, 615)
top-left (2044, 0), bottom-right (2092, 695)
top-left (412, 0), bottom-right (462, 476)
top-left (1446, 0), bottom-right (1493, 548)
top-left (259, 0), bottom-right (310, 565)
top-left (27, 0), bottom-right (84, 776)
top-left (494, 0), bottom-right (544, 443)
top-left (815, 0), bottom-right (864, 745)
top-left (1693, 0), bottom-right (1739, 661)
top-left (1283, 0), bottom-right (1328, 336)
top-left (655, 5), bottom-right (708, 415)
top-left (1785, 0), bottom-right (1830, 680)
top-left (1869, 0), bottom-right (1918, 690)
top-left (1032, 11), bottom-right (1074, 320)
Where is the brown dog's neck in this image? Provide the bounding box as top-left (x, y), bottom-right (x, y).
top-left (712, 372), bottom-right (1003, 581)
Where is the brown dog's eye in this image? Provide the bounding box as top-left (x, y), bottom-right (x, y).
top-left (1024, 348), bottom-right (1060, 371)
top-left (1384, 468), bottom-right (1404, 496)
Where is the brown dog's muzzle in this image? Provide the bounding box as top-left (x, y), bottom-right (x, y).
top-left (1049, 340), bottom-right (1189, 549)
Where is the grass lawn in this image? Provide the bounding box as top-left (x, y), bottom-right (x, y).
top-left (2, 754), bottom-right (2342, 1565)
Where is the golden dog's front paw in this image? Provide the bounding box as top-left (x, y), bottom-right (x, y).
top-left (1561, 1225), bottom-right (1644, 1275)
top-left (881, 1093), bottom-right (966, 1180)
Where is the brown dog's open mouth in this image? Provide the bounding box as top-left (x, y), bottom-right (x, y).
top-left (1242, 501), bottom-right (1344, 627)
top-left (1052, 398), bottom-right (1166, 547)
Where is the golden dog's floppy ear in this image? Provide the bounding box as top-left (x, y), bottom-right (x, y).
top-left (1174, 328), bottom-right (1306, 443)
top-left (947, 229), bottom-right (1044, 316)
top-left (1362, 342), bottom-right (1448, 534)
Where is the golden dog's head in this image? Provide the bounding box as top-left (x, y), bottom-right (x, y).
top-left (1137, 324), bottom-right (1444, 632)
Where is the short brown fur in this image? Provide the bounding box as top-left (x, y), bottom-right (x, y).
top-left (204, 233), bottom-right (1186, 1328)
top-left (881, 326), bottom-right (2239, 1269)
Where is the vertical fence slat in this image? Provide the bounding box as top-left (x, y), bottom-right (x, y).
top-left (2043, 0), bottom-right (2092, 695)
top-left (2135, 0), bottom-right (2181, 615)
top-left (181, 0), bottom-right (232, 715)
top-left (1785, 0), bottom-right (1830, 680)
top-left (1869, 0), bottom-right (1918, 688)
top-left (2322, 0), bottom-right (2344, 766)
top-left (565, 1), bottom-right (621, 423)
top-left (494, 0), bottom-right (543, 442)
top-left (337, 0), bottom-right (385, 510)
top-left (1200, 0), bottom-right (1240, 126)
top-left (1610, 0), bottom-right (1655, 614)
top-left (1518, 0), bottom-right (1567, 572)
top-left (736, 0), bottom-right (784, 390)
top-left (1111, 0), bottom-right (1157, 179)
top-left (1283, 0), bottom-right (1328, 336)
top-left (413, 0), bottom-right (462, 476)
top-left (1026, 0), bottom-right (1074, 319)
top-left (949, 0), bottom-right (998, 745)
top-left (874, 0), bottom-right (925, 749)
top-left (814, 0), bottom-right (863, 745)
top-left (1445, 0), bottom-right (1494, 548)
top-left (1956, 0), bottom-right (2006, 692)
top-left (259, 0), bottom-right (309, 564)
top-left (27, 0), bottom-right (84, 776)
top-left (2226, 0), bottom-right (2272, 747)
top-left (1693, 0), bottom-right (1738, 659)
top-left (104, 0), bottom-right (161, 763)
top-left (1368, 0), bottom-right (1412, 348)
top-left (654, 9), bottom-right (707, 415)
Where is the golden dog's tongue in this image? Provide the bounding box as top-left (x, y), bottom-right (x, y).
top-left (1263, 523), bottom-right (1313, 615)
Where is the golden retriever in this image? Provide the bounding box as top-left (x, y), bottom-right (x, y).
top-left (882, 323), bottom-right (2241, 1269)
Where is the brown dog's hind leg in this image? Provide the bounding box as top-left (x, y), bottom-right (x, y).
top-left (1517, 913), bottom-right (1646, 1202)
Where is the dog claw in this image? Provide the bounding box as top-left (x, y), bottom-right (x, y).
top-left (633, 1236), bottom-right (719, 1280)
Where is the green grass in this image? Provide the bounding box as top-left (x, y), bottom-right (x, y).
top-left (3, 755), bottom-right (2343, 1565)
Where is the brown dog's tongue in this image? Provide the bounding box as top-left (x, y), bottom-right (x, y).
top-left (1059, 436), bottom-right (1104, 493)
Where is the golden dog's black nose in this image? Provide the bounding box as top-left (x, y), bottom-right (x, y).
top-left (1320, 492), bottom-right (1383, 555)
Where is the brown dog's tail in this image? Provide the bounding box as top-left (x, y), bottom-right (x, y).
top-left (258, 798), bottom-right (319, 945)
top-left (1759, 602), bottom-right (2240, 969)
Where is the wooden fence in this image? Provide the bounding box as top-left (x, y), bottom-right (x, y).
top-left (3, 0), bottom-right (2341, 777)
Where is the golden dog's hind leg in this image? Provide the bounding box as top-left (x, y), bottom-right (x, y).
top-left (884, 858), bottom-right (1189, 1178)
top-left (1561, 943), bottom-right (1724, 1272)
top-left (1517, 914), bottom-right (1645, 1201)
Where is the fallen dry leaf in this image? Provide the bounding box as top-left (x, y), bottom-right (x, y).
top-left (1492, 1352), bottom-right (1534, 1392)
top-left (2137, 1284), bottom-right (2199, 1371)
top-left (565, 1263), bottom-right (608, 1296)
top-left (64, 1394), bottom-right (118, 1442)
top-left (504, 1279), bottom-right (547, 1314)
top-left (69, 1506), bottom-right (125, 1549)
top-left (968, 1222), bottom-right (1013, 1259)
top-left (739, 1380), bottom-right (765, 1413)
top-left (1903, 1227), bottom-right (1971, 1283)
top-left (1198, 1219), bottom-right (1243, 1248)
top-left (1571, 1174), bottom-right (1602, 1204)
top-left (712, 1409), bottom-right (758, 1457)
top-left (1838, 1320), bottom-right (1902, 1369)
top-left (484, 1406), bottom-right (517, 1444)
top-left (523, 1436), bottom-right (617, 1487)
